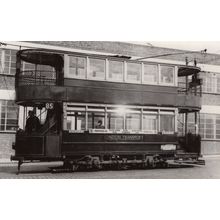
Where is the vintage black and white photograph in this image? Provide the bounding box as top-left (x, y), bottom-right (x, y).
top-left (1, 2), bottom-right (220, 220)
top-left (0, 41), bottom-right (220, 178)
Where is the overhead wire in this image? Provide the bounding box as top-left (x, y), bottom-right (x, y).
top-left (1, 41), bottom-right (208, 63)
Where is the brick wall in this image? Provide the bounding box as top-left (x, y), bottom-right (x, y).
top-left (202, 93), bottom-right (220, 105)
top-left (28, 41), bottom-right (220, 65)
top-left (0, 133), bottom-right (15, 160)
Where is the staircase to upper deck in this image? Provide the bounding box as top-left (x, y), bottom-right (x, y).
top-left (176, 66), bottom-right (202, 112)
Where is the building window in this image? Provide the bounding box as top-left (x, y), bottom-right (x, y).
top-left (217, 77), bottom-right (220, 93)
top-left (143, 64), bottom-right (158, 84)
top-left (0, 100), bottom-right (18, 132)
top-left (0, 49), bottom-right (17, 75)
top-left (200, 113), bottom-right (219, 140)
top-left (89, 58), bottom-right (105, 80)
top-left (108, 60), bottom-right (123, 81)
top-left (127, 62), bottom-right (141, 82)
top-left (160, 65), bottom-right (174, 85)
top-left (215, 115), bottom-right (220, 139)
top-left (204, 114), bottom-right (215, 139)
top-left (200, 72), bottom-right (220, 94)
top-left (202, 72), bottom-right (216, 93)
top-left (199, 114), bottom-right (205, 139)
top-left (69, 56), bottom-right (86, 78)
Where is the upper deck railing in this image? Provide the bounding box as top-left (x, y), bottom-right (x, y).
top-left (18, 70), bottom-right (56, 86)
top-left (178, 77), bottom-right (202, 96)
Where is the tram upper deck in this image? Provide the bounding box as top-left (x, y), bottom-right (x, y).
top-left (15, 49), bottom-right (202, 111)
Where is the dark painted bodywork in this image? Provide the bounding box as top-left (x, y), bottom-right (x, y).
top-left (14, 132), bottom-right (180, 159)
top-left (16, 79), bottom-right (201, 110)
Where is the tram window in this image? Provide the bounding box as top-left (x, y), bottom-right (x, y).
top-left (125, 113), bottom-right (141, 131)
top-left (177, 113), bottom-right (185, 135)
top-left (35, 107), bottom-right (47, 124)
top-left (107, 113), bottom-right (124, 130)
top-left (21, 62), bottom-right (56, 85)
top-left (88, 112), bottom-right (105, 129)
top-left (69, 56), bottom-right (86, 78)
top-left (160, 114), bottom-right (175, 133)
top-left (89, 58), bottom-right (105, 80)
top-left (143, 64), bottom-right (158, 84)
top-left (108, 60), bottom-right (123, 81)
top-left (127, 63), bottom-right (141, 82)
top-left (23, 62), bottom-right (35, 71)
top-left (160, 66), bottom-right (174, 85)
top-left (187, 113), bottom-right (196, 134)
top-left (143, 115), bottom-right (158, 133)
top-left (66, 112), bottom-right (86, 131)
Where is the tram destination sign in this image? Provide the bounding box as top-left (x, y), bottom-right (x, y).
top-left (105, 134), bottom-right (143, 142)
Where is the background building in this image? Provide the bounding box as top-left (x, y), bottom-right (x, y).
top-left (1, 41), bottom-right (220, 160)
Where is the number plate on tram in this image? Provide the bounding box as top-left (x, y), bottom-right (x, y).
top-left (161, 144), bottom-right (176, 150)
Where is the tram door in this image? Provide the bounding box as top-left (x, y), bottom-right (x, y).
top-left (42, 102), bottom-right (62, 158)
top-left (17, 103), bottom-right (62, 158)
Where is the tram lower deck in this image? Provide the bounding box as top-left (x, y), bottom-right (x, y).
top-left (12, 102), bottom-right (204, 173)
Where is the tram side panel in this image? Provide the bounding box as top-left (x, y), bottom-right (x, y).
top-left (61, 132), bottom-right (178, 158)
top-left (13, 134), bottom-right (61, 159)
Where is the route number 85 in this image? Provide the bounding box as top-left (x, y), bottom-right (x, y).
top-left (46, 103), bottom-right (54, 109)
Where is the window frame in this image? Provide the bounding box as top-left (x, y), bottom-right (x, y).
top-left (159, 65), bottom-right (175, 86)
top-left (88, 57), bottom-right (106, 81)
top-left (126, 61), bottom-right (142, 83)
top-left (64, 103), bottom-right (177, 134)
top-left (142, 110), bottom-right (159, 134)
top-left (68, 55), bottom-right (87, 79)
top-left (142, 63), bottom-right (159, 85)
top-left (107, 59), bottom-right (124, 82)
top-left (0, 49), bottom-right (17, 76)
top-left (64, 54), bottom-right (178, 87)
top-left (0, 100), bottom-right (18, 133)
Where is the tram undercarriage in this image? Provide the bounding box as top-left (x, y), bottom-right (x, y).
top-left (11, 152), bottom-right (205, 174)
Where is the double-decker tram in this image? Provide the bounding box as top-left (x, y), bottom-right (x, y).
top-left (11, 48), bottom-right (205, 173)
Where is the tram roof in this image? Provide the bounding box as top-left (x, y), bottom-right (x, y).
top-left (178, 66), bottom-right (201, 76)
top-left (17, 49), bottom-right (201, 75)
top-left (18, 49), bottom-right (64, 67)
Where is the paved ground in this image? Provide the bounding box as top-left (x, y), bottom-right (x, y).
top-left (0, 156), bottom-right (220, 179)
